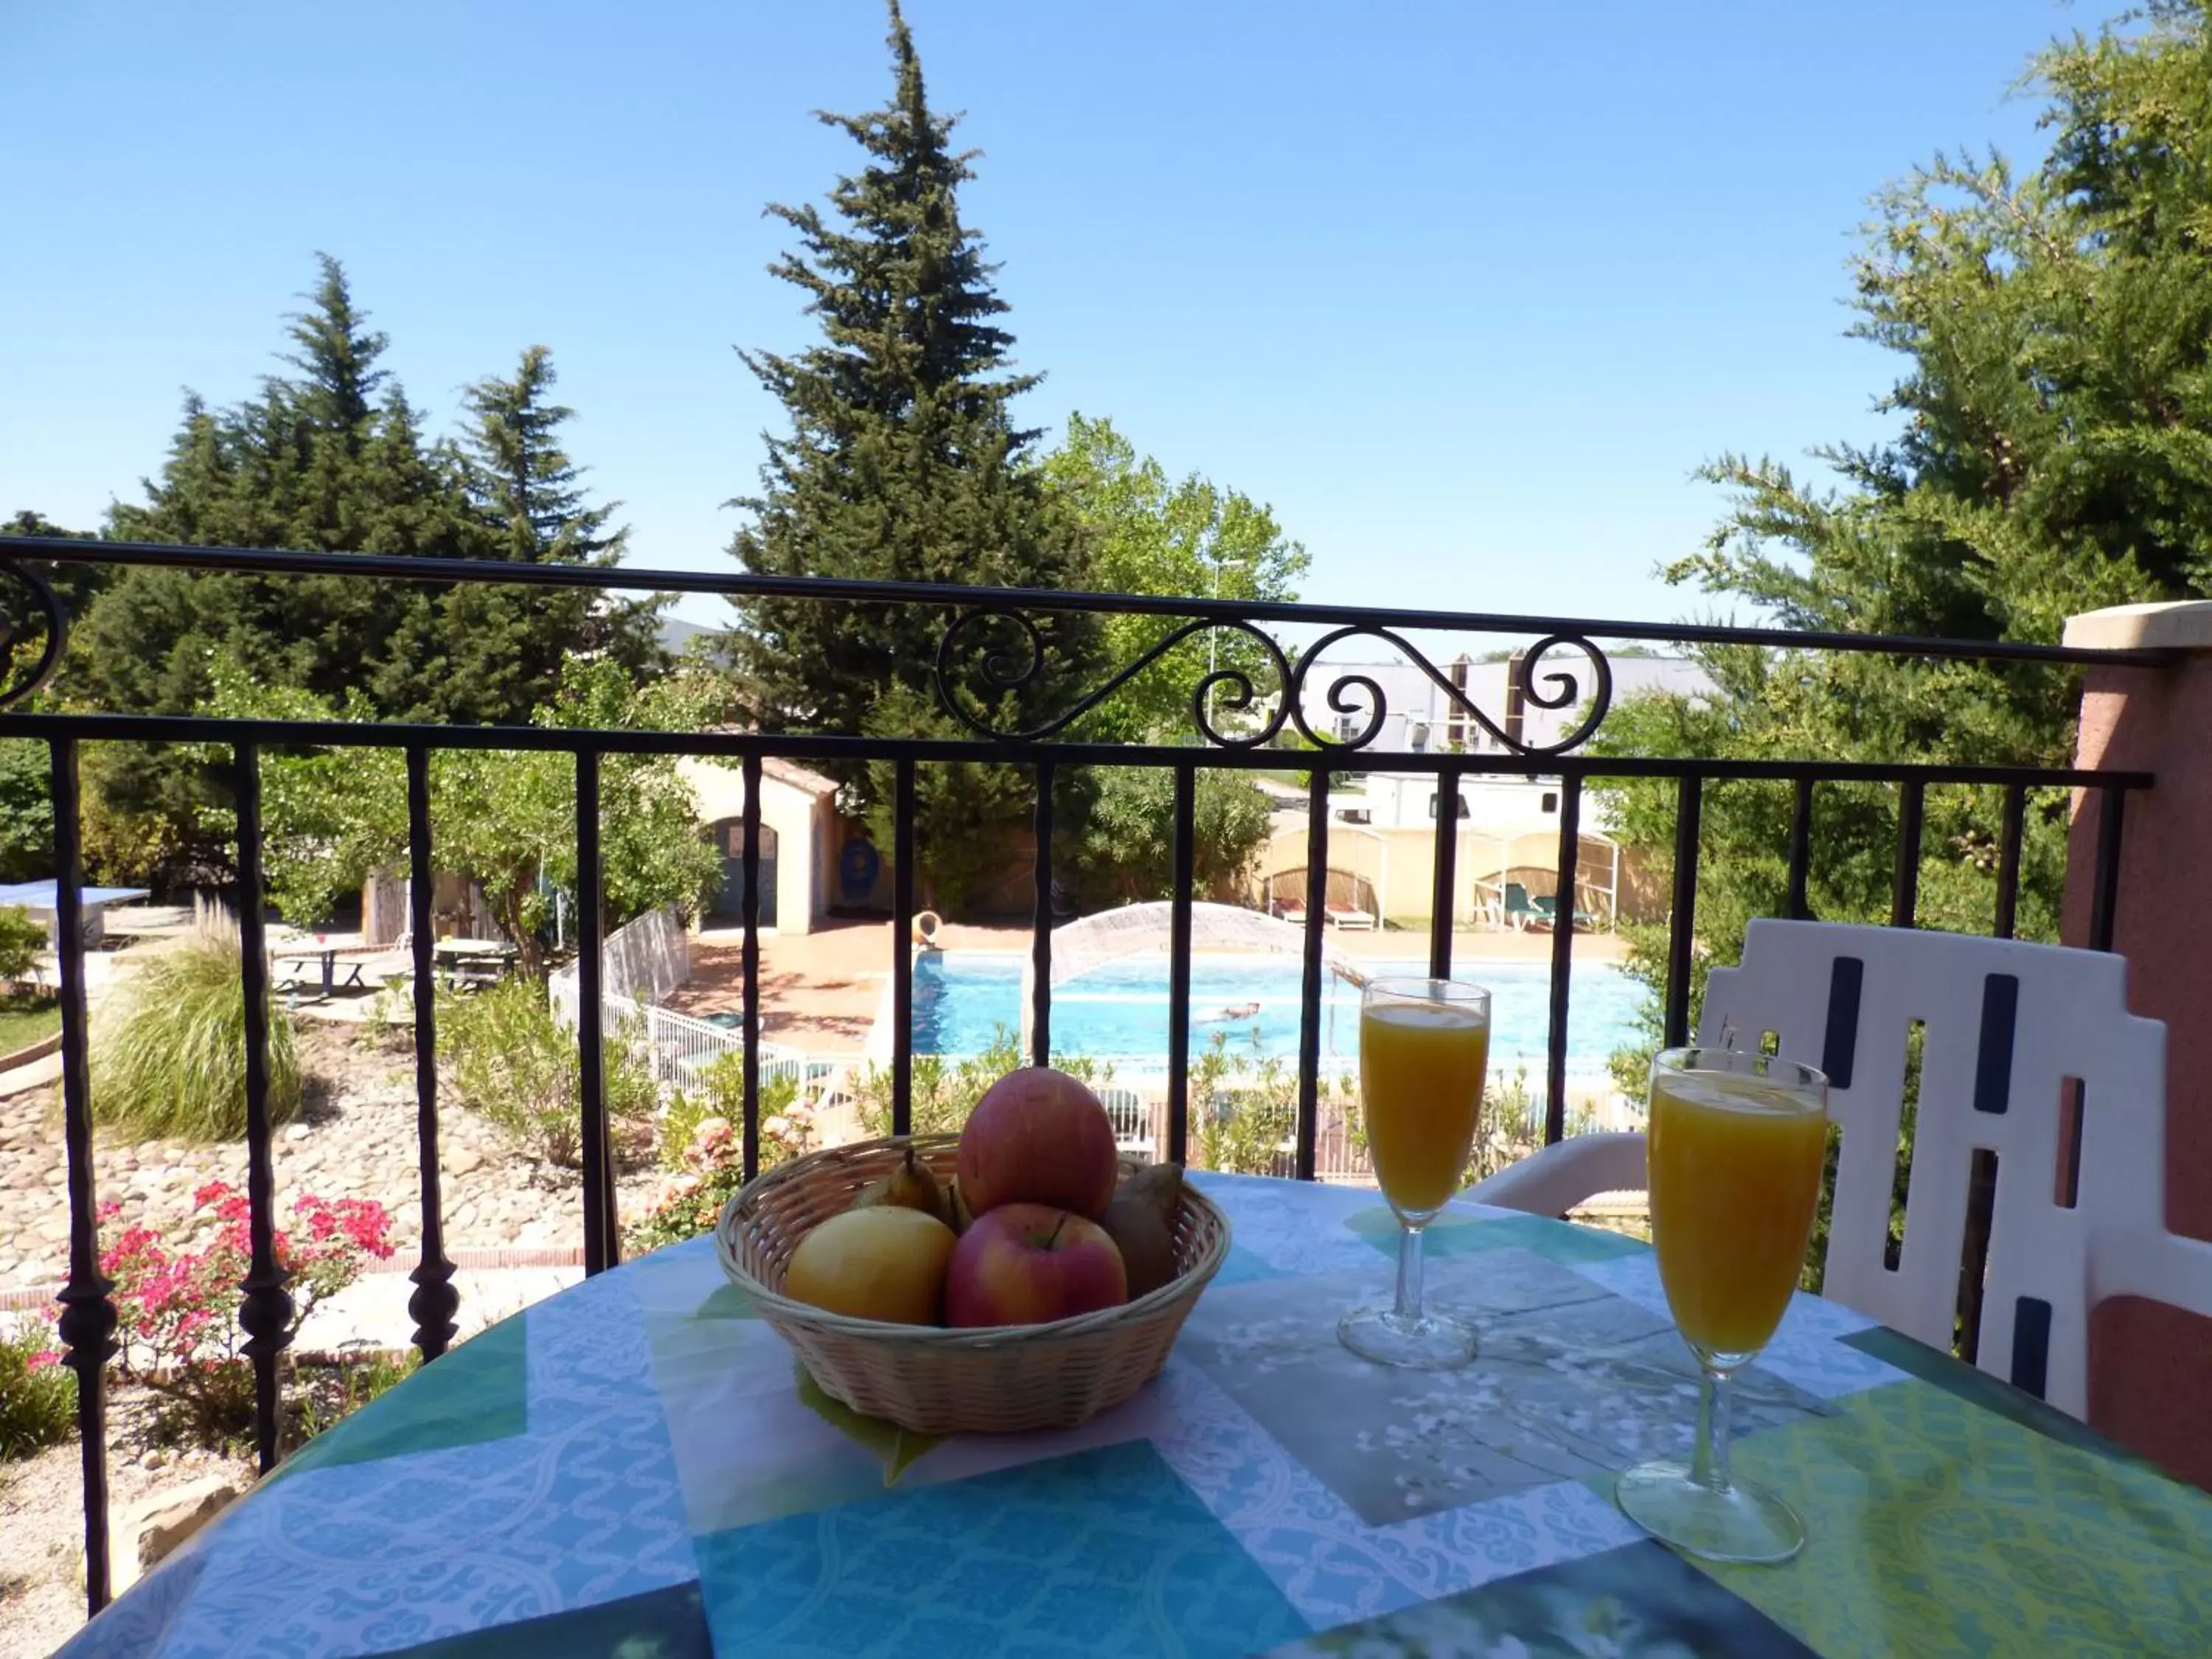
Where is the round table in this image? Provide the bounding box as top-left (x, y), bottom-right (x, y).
top-left (64, 1174), bottom-right (2212, 1657)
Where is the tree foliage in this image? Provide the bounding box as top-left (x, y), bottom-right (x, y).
top-left (1065, 767), bottom-right (1275, 906)
top-left (1040, 412), bottom-right (1308, 743)
top-left (198, 657), bottom-right (723, 975)
top-left (726, 0), bottom-right (1099, 888)
top-left (60, 257), bottom-right (664, 886)
top-left (1595, 7), bottom-right (2212, 1070)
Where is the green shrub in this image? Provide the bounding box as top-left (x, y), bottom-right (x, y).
top-left (624, 1068), bottom-right (810, 1256)
top-left (91, 901), bottom-right (301, 1140)
top-left (289, 1349), bottom-right (420, 1449)
top-left (658, 1058), bottom-right (803, 1172)
top-left (1, 1321), bottom-right (74, 1460)
top-left (440, 977), bottom-right (655, 1167)
top-left (1341, 1062), bottom-right (1593, 1190)
top-left (853, 1031), bottom-right (1110, 1140)
top-left (0, 903), bottom-right (44, 984)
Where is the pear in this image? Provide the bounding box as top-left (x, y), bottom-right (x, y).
top-left (946, 1174), bottom-right (974, 1235)
top-left (1101, 1161), bottom-right (1183, 1298)
top-left (852, 1147), bottom-right (950, 1226)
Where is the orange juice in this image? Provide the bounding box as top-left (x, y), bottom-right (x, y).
top-left (1361, 1001), bottom-right (1489, 1216)
top-left (1647, 1068), bottom-right (1828, 1358)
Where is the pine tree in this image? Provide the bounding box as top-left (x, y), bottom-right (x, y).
top-left (67, 259), bottom-right (663, 885)
top-left (92, 255), bottom-right (453, 715)
top-left (417, 344), bottom-right (666, 723)
top-left (463, 346), bottom-right (622, 565)
top-left (1594, 2), bottom-right (2212, 1088)
top-left (727, 0), bottom-right (1096, 758)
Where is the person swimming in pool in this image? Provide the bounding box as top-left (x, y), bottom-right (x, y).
top-left (1199, 1001), bottom-right (1262, 1023)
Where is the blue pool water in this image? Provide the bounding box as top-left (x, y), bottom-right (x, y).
top-left (911, 953), bottom-right (1642, 1079)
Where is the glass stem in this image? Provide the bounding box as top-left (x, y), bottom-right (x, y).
top-left (1394, 1221), bottom-right (1427, 1324)
top-left (1690, 1363), bottom-right (1733, 1493)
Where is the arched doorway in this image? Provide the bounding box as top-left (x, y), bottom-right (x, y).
top-left (705, 818), bottom-right (778, 926)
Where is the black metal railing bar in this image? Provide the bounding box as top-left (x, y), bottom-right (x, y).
top-left (0, 535), bottom-right (2177, 669)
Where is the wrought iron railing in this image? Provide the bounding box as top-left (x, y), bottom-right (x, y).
top-left (0, 535), bottom-right (2166, 1613)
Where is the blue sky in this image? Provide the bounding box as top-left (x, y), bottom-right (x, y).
top-left (0, 1), bottom-right (2126, 628)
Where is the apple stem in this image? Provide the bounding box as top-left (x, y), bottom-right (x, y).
top-left (1045, 1213), bottom-right (1068, 1251)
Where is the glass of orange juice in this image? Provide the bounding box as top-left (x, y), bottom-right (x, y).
top-left (1615, 1047), bottom-right (1829, 1563)
top-left (1338, 977), bottom-right (1490, 1369)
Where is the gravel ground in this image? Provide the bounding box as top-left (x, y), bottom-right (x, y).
top-left (0, 1393), bottom-right (255, 1658)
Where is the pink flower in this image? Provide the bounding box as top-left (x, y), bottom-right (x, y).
top-left (26, 1349), bottom-right (60, 1372)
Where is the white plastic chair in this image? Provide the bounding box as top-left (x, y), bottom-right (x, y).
top-left (1466, 919), bottom-right (2212, 1419)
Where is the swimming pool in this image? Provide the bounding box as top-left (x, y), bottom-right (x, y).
top-left (910, 953), bottom-right (1643, 1079)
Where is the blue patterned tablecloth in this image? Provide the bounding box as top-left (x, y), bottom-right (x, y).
top-left (63, 1174), bottom-right (2212, 1657)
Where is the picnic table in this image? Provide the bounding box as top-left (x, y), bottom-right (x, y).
top-left (270, 933), bottom-right (378, 998)
top-left (58, 1174), bottom-right (2212, 1657)
top-left (431, 936), bottom-right (518, 988)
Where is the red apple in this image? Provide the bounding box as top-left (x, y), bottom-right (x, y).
top-left (944, 1203), bottom-right (1128, 1328)
top-left (957, 1066), bottom-right (1119, 1219)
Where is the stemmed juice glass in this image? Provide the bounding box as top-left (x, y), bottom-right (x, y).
top-left (1615, 1047), bottom-right (1829, 1563)
top-left (1338, 977), bottom-right (1491, 1369)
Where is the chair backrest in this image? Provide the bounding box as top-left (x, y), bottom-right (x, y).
top-left (1503, 883), bottom-right (1531, 909)
top-left (1696, 919), bottom-right (2166, 1419)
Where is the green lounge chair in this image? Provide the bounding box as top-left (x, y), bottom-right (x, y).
top-left (1502, 883), bottom-right (1542, 930)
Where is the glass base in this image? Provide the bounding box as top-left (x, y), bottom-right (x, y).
top-left (1615, 1460), bottom-right (1804, 1564)
top-left (1337, 1304), bottom-right (1478, 1370)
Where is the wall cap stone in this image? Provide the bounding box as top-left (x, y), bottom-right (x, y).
top-left (2064, 601), bottom-right (2212, 652)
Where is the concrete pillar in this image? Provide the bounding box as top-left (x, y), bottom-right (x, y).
top-left (2061, 599), bottom-right (2212, 1487)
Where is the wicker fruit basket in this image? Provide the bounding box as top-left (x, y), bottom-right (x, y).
top-left (715, 1133), bottom-right (1230, 1435)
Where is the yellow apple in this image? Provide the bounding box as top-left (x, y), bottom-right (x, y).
top-left (783, 1206), bottom-right (957, 1324)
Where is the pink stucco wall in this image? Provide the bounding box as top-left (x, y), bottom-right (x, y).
top-left (2065, 662), bottom-right (2212, 1489)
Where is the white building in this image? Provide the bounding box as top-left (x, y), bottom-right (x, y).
top-left (1287, 652), bottom-right (1712, 755)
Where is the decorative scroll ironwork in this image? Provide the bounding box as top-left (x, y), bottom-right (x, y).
top-left (0, 559), bottom-right (69, 711)
top-left (1287, 625), bottom-right (1612, 756)
top-left (933, 607), bottom-right (1613, 756)
top-left (934, 605), bottom-right (1293, 747)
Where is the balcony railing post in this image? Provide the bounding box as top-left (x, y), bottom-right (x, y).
top-left (1662, 775), bottom-right (1702, 1049)
top-left (1993, 783), bottom-right (2027, 941)
top-left (1166, 764), bottom-right (1195, 1166)
top-left (1429, 762), bottom-right (1462, 978)
top-left (231, 743), bottom-right (294, 1474)
top-left (891, 759), bottom-right (917, 1136)
top-left (1891, 779), bottom-right (1924, 928)
top-left (405, 745), bottom-right (458, 1359)
top-left (1786, 778), bottom-right (1815, 920)
top-left (1543, 775), bottom-right (1582, 1144)
top-left (1295, 771), bottom-right (1329, 1180)
top-left (742, 754), bottom-right (763, 1181)
top-left (574, 748), bottom-right (614, 1273)
top-left (49, 737), bottom-right (117, 1616)
top-left (1031, 761), bottom-right (1054, 1065)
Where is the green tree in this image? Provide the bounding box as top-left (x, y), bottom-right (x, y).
top-left (425, 345), bottom-right (667, 721)
top-left (726, 1), bottom-right (1099, 828)
top-left (1042, 412), bottom-right (1309, 742)
top-left (1595, 6), bottom-right (2212, 1082)
top-left (198, 657), bottom-right (722, 975)
top-left (64, 259), bottom-right (666, 885)
top-left (1065, 766), bottom-right (1274, 907)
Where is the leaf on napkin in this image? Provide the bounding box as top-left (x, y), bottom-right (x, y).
top-left (794, 1363), bottom-right (942, 1484)
top-left (687, 1283), bottom-right (759, 1323)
